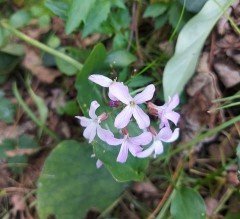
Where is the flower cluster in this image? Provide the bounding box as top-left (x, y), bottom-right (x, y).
top-left (76, 74), bottom-right (180, 164)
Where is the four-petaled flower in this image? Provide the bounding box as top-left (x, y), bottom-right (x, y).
top-left (106, 131), bottom-right (152, 163)
top-left (137, 127), bottom-right (179, 158)
top-left (110, 83), bottom-right (155, 129)
top-left (75, 100), bottom-right (113, 143)
top-left (148, 94), bottom-right (180, 128)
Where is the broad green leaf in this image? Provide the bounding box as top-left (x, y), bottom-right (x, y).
top-left (163, 0), bottom-right (234, 100)
top-left (65, 0), bottom-right (96, 34)
top-left (75, 44), bottom-right (149, 182)
top-left (82, 0), bottom-right (111, 37)
top-left (106, 50), bottom-right (137, 67)
top-left (143, 3), bottom-right (168, 18)
top-left (0, 91), bottom-right (15, 124)
top-left (179, 0), bottom-right (208, 13)
top-left (170, 187), bottom-right (206, 219)
top-left (37, 140), bottom-right (125, 219)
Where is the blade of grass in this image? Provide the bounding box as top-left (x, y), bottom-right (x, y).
top-left (13, 82), bottom-right (59, 141)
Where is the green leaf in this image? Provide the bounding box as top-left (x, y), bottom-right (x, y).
top-left (128, 75), bottom-right (154, 88)
top-left (0, 91), bottom-right (15, 124)
top-left (65, 0), bottom-right (96, 34)
top-left (155, 14), bottom-right (168, 29)
top-left (45, 0), bottom-right (71, 19)
top-left (0, 52), bottom-right (22, 84)
top-left (179, 0), bottom-right (208, 13)
top-left (143, 3), bottom-right (168, 18)
top-left (75, 44), bottom-right (149, 182)
top-left (106, 50), bottom-right (137, 67)
top-left (37, 140), bottom-right (125, 219)
top-left (163, 0), bottom-right (234, 100)
top-left (82, 0), bottom-right (111, 37)
top-left (170, 187), bottom-right (206, 219)
top-left (58, 100), bottom-right (79, 116)
top-left (0, 134), bottom-right (38, 174)
top-left (26, 78), bottom-right (48, 125)
top-left (55, 48), bottom-right (78, 75)
top-left (10, 10), bottom-right (31, 28)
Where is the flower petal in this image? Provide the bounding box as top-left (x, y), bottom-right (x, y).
top-left (157, 127), bottom-right (179, 143)
top-left (157, 127), bottom-right (172, 141)
top-left (108, 90), bottom-right (118, 101)
top-left (167, 94), bottom-right (179, 111)
top-left (133, 105), bottom-right (150, 129)
top-left (117, 142), bottom-right (129, 163)
top-left (164, 128), bottom-right (179, 143)
top-left (133, 84), bottom-right (155, 104)
top-left (89, 101), bottom-right (100, 119)
top-left (88, 74), bottom-right (112, 87)
top-left (137, 144), bottom-right (154, 158)
top-left (83, 123), bottom-right (97, 143)
top-left (109, 82), bottom-right (132, 104)
top-left (128, 143), bottom-right (143, 156)
top-left (130, 132), bottom-right (152, 145)
top-left (114, 106), bottom-right (133, 129)
top-left (153, 140), bottom-right (164, 157)
top-left (159, 116), bottom-right (170, 128)
top-left (97, 126), bottom-right (123, 145)
top-left (75, 116), bottom-right (91, 127)
top-left (96, 159), bottom-right (103, 168)
top-left (165, 111), bottom-right (180, 125)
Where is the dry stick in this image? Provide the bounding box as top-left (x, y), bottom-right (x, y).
top-left (147, 158), bottom-right (184, 219)
top-left (1, 187), bottom-right (31, 194)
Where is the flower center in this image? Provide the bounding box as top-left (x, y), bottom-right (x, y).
top-left (130, 101), bottom-right (136, 107)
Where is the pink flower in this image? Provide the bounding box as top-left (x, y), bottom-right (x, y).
top-left (75, 101), bottom-right (113, 143)
top-left (148, 94), bottom-right (180, 128)
top-left (110, 83), bottom-right (155, 129)
top-left (88, 74), bottom-right (119, 101)
top-left (137, 127), bottom-right (179, 158)
top-left (106, 131), bottom-right (152, 163)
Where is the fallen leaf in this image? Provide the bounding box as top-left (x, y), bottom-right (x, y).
top-left (214, 60), bottom-right (240, 88)
top-left (22, 47), bottom-right (60, 84)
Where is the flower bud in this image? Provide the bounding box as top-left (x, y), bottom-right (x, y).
top-left (121, 128), bottom-right (129, 136)
top-left (98, 112), bottom-right (108, 122)
top-left (109, 100), bottom-right (120, 108)
top-left (147, 102), bottom-right (158, 116)
top-left (148, 126), bottom-right (157, 136)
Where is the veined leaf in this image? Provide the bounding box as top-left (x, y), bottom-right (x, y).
top-left (163, 0), bottom-right (234, 100)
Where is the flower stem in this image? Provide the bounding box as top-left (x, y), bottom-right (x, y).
top-left (0, 20), bottom-right (83, 70)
